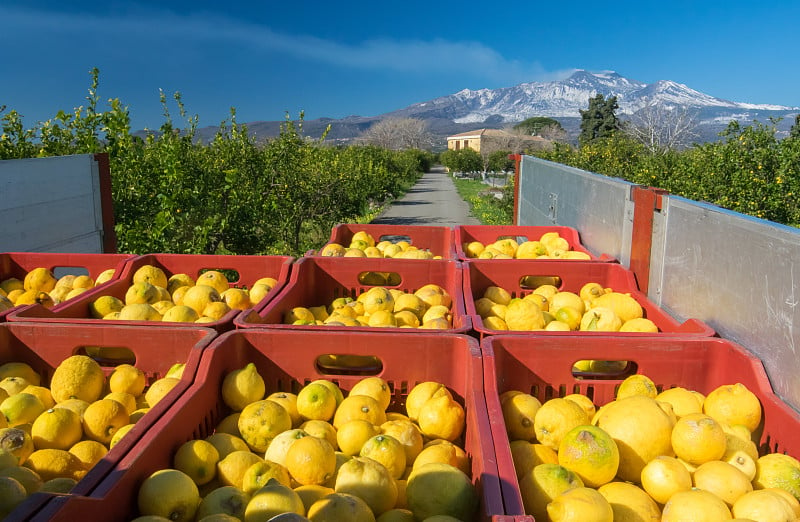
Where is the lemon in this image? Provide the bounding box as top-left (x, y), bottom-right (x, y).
top-left (694, 460), bottom-right (753, 507)
top-left (640, 455), bottom-right (692, 504)
top-left (53, 398), bottom-right (91, 419)
top-left (285, 435), bottom-right (337, 486)
top-left (502, 392), bottom-right (542, 441)
top-left (50, 355), bottom-right (106, 404)
top-left (266, 392), bottom-right (301, 427)
top-left (88, 295), bottom-right (125, 319)
top-left (671, 412), bottom-right (726, 465)
top-left (82, 398), bottom-right (130, 445)
top-left (222, 363), bottom-right (266, 412)
top-left (133, 264), bottom-right (169, 289)
top-left (217, 450), bottom-right (264, 489)
top-left (533, 397), bottom-right (589, 450)
top-left (413, 440), bottom-right (470, 475)
top-left (335, 455), bottom-right (397, 515)
top-left (0, 377), bottom-right (28, 397)
top-left (335, 419), bottom-right (378, 456)
top-left (1, 392), bottom-right (46, 427)
top-left (205, 432), bottom-right (250, 459)
top-left (414, 284), bottom-right (452, 309)
top-left (23, 267), bottom-right (57, 292)
top-left (196, 270), bottom-right (230, 294)
top-left (0, 476), bottom-right (26, 518)
top-left (183, 285), bottom-right (222, 316)
top-left (0, 362), bottom-right (41, 387)
top-left (242, 459), bottom-right (291, 494)
top-left (39, 476), bottom-right (78, 494)
top-left (23, 448), bottom-right (86, 482)
top-left (619, 317), bottom-right (659, 332)
top-left (360, 434), bottom-right (406, 480)
top-left (504, 298), bottom-right (545, 330)
top-left (557, 424), bottom-right (619, 488)
top-left (297, 382), bottom-right (338, 422)
top-left (0, 427), bottom-right (34, 465)
top-left (656, 387), bottom-right (703, 418)
top-left (753, 453), bottom-right (800, 501)
top-left (380, 419), bottom-right (424, 466)
top-left (416, 394), bottom-right (465, 442)
top-left (0, 465), bottom-right (42, 495)
top-left (108, 423), bottom-right (134, 449)
top-left (138, 468), bottom-right (200, 522)
top-left (31, 407), bottom-right (83, 450)
top-left (144, 377), bottom-right (182, 408)
top-left (307, 491), bottom-right (375, 522)
top-left (563, 394), bottom-right (597, 420)
top-left (615, 374), bottom-right (658, 400)
top-left (196, 485), bottom-right (250, 520)
top-left (510, 440), bottom-right (558, 479)
top-left (591, 292), bottom-right (643, 323)
top-left (349, 377), bottom-right (392, 411)
top-left (167, 273), bottom-right (196, 295)
top-left (265, 429), bottom-right (309, 467)
top-left (406, 462), bottom-right (478, 521)
top-left (104, 391), bottom-right (137, 416)
top-left (238, 400), bottom-right (292, 453)
top-left (376, 508), bottom-right (414, 522)
top-left (732, 489), bottom-right (796, 521)
top-left (294, 484), bottom-right (335, 513)
top-left (661, 488), bottom-right (732, 522)
top-left (547, 486), bottom-right (614, 522)
top-left (405, 382), bottom-right (452, 422)
top-left (214, 413), bottom-right (242, 437)
top-left (244, 478), bottom-right (305, 521)
top-left (174, 439), bottom-right (220, 486)
top-left (596, 481), bottom-right (662, 521)
top-left (202, 301), bottom-right (232, 320)
top-left (332, 395), bottom-right (386, 429)
top-left (69, 439), bottom-right (108, 469)
top-left (703, 383), bottom-right (763, 434)
top-left (161, 305), bottom-right (200, 322)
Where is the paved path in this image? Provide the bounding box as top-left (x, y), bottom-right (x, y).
top-left (370, 166), bottom-right (481, 226)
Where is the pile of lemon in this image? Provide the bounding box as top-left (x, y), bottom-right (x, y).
top-left (0, 266), bottom-right (118, 312)
top-left (88, 264), bottom-right (278, 323)
top-left (318, 230), bottom-right (442, 260)
top-left (0, 357), bottom-right (183, 517)
top-left (282, 284), bottom-right (454, 330)
top-left (134, 366), bottom-right (479, 522)
top-left (502, 374), bottom-right (800, 521)
top-left (475, 280), bottom-right (659, 333)
top-left (462, 232), bottom-right (591, 260)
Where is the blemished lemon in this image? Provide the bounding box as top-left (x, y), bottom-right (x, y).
top-left (557, 425), bottom-right (619, 488)
top-left (0, 476), bottom-right (27, 518)
top-left (336, 419), bottom-right (379, 456)
top-left (405, 382), bottom-right (452, 422)
top-left (509, 441), bottom-right (558, 479)
top-left (752, 453), bottom-right (800, 501)
top-left (216, 450), bottom-right (265, 489)
top-left (238, 399), bottom-right (292, 453)
top-left (416, 394), bottom-right (465, 442)
top-left (144, 376), bottom-right (182, 408)
top-left (502, 392), bottom-right (542, 441)
top-left (205, 432), bottom-right (250, 460)
top-left (108, 364), bottom-right (146, 397)
top-left (241, 460), bottom-right (292, 493)
top-left (296, 382), bottom-right (338, 422)
top-left (412, 440), bottom-right (471, 475)
top-left (267, 392), bottom-right (301, 427)
top-left (533, 397), bottom-right (589, 450)
top-left (335, 455), bottom-right (398, 516)
top-left (349, 377), bottom-right (392, 411)
top-left (360, 434), bottom-right (406, 479)
top-left (640, 455), bottom-right (693, 505)
top-left (596, 481), bottom-right (662, 522)
top-left (732, 489), bottom-right (797, 522)
top-left (69, 439), bottom-right (108, 469)
top-left (221, 363), bottom-right (266, 412)
top-left (518, 463), bottom-right (584, 521)
top-left (380, 419), bottom-right (424, 466)
top-left (137, 468), bottom-right (200, 522)
top-left (23, 448), bottom-right (87, 482)
top-left (547, 486), bottom-right (614, 522)
top-left (174, 439), bottom-right (220, 486)
top-left (661, 488), bottom-right (732, 522)
top-left (703, 382), bottom-right (763, 434)
top-left (31, 407), bottom-right (83, 450)
top-left (332, 395), bottom-right (386, 429)
top-left (594, 395), bottom-right (674, 483)
top-left (49, 355), bottom-right (106, 404)
top-left (195, 485), bottom-right (249, 521)
top-left (693, 460), bottom-right (753, 507)
top-left (285, 435), bottom-right (336, 486)
top-left (0, 362), bottom-right (41, 387)
top-left (307, 491), bottom-right (375, 522)
top-left (0, 465), bottom-right (43, 495)
top-left (656, 386), bottom-right (703, 418)
top-left (671, 412), bottom-right (727, 465)
top-left (82, 398), bottom-right (130, 445)
top-left (615, 374), bottom-right (658, 400)
top-left (0, 427), bottom-right (34, 465)
top-left (405, 462), bottom-right (477, 521)
top-left (265, 429), bottom-right (309, 467)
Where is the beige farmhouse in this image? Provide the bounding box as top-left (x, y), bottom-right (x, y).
top-left (446, 128), bottom-right (549, 153)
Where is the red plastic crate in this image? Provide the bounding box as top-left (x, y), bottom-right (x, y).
top-left (313, 223), bottom-right (457, 259)
top-left (0, 252), bottom-right (133, 320)
top-left (454, 225), bottom-right (613, 261)
top-left (236, 256), bottom-right (471, 333)
top-left (464, 259), bottom-right (714, 338)
top-left (34, 329), bottom-right (504, 521)
top-left (0, 322), bottom-right (216, 521)
top-left (8, 254), bottom-right (293, 332)
top-left (482, 334), bottom-right (800, 516)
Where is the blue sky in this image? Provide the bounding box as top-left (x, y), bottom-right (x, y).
top-left (2, 1), bottom-right (799, 131)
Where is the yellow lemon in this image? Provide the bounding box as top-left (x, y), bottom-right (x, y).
top-left (206, 432), bottom-right (250, 460)
top-left (23, 267), bottom-right (57, 292)
top-left (132, 264), bottom-right (169, 289)
top-left (267, 392), bottom-right (301, 428)
top-left (265, 429), bottom-right (309, 467)
top-left (109, 423), bottom-right (135, 449)
top-left (285, 435), bottom-right (337, 486)
top-left (732, 489), bottom-right (797, 522)
top-left (300, 420), bottom-right (337, 449)
top-left (144, 377), bottom-right (182, 408)
top-left (31, 407), bottom-right (83, 450)
top-left (222, 363), bottom-right (266, 412)
top-left (615, 374), bottom-right (658, 400)
top-left (195, 485), bottom-right (249, 520)
top-left (0, 362), bottom-right (41, 387)
top-left (162, 305), bottom-right (200, 322)
top-left (557, 424), bottom-right (619, 488)
top-left (405, 382), bottom-right (452, 422)
top-left (238, 400), bottom-right (292, 453)
top-left (0, 476), bottom-right (27, 518)
top-left (23, 448), bottom-right (87, 482)
top-left (217, 450), bottom-right (264, 489)
top-left (248, 283), bottom-right (273, 307)
top-left (547, 486), bottom-right (614, 522)
top-left (703, 383), bottom-right (763, 434)
top-left (174, 439), bottom-right (220, 486)
top-left (405, 462), bottom-right (477, 521)
top-left (596, 481), bottom-right (662, 522)
top-left (380, 419), bottom-right (424, 466)
top-left (414, 284), bottom-right (452, 309)
top-left (591, 292), bottom-right (643, 323)
top-left (336, 419), bottom-right (379, 456)
top-left (416, 394), bottom-right (465, 442)
top-left (125, 281), bottom-right (161, 305)
top-left (580, 307), bottom-right (622, 331)
top-left (661, 489), bottom-right (732, 522)
top-left (119, 302), bottom-right (162, 321)
top-left (109, 364), bottom-right (147, 397)
top-left (0, 376), bottom-right (29, 397)
top-left (39, 476), bottom-right (78, 494)
top-left (335, 456), bottom-right (398, 517)
top-left (502, 392), bottom-right (542, 442)
top-left (504, 298), bottom-right (545, 330)
top-left (294, 484), bottom-right (335, 513)
top-left (49, 355), bottom-right (105, 403)
top-left (137, 468), bottom-right (200, 522)
top-left (619, 317), bottom-right (660, 332)
top-left (693, 460), bottom-right (753, 507)
top-left (167, 273), bottom-right (195, 295)
top-left (349, 377), bottom-right (391, 411)
top-left (671, 412), bottom-right (727, 466)
top-left (182, 285), bottom-right (222, 316)
top-left (1, 392), bottom-right (46, 427)
top-left (332, 395), bottom-right (386, 429)
top-left (519, 463), bottom-right (584, 521)
top-left (196, 270), bottom-right (230, 294)
top-left (549, 291), bottom-right (586, 315)
top-left (307, 491), bottom-right (375, 522)
top-left (656, 387), bottom-right (703, 418)
top-left (753, 453), bottom-right (800, 501)
top-left (53, 398), bottom-right (91, 420)
top-left (483, 286), bottom-right (512, 305)
top-left (82, 398), bottom-right (130, 445)
top-left (563, 394), bottom-right (596, 420)
top-left (509, 440), bottom-right (558, 479)
top-left (69, 439), bottom-right (108, 469)
top-left (412, 440), bottom-right (470, 475)
top-left (640, 455), bottom-right (693, 504)
top-left (104, 391), bottom-right (137, 416)
top-left (242, 460), bottom-right (291, 494)
top-left (533, 397), bottom-right (589, 450)
top-left (360, 434), bottom-right (406, 479)
top-left (297, 382), bottom-right (338, 422)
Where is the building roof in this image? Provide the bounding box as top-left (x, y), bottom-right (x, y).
top-left (446, 128), bottom-right (548, 141)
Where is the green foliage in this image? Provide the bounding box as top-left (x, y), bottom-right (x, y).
top-left (452, 177), bottom-right (514, 225)
top-left (487, 150), bottom-right (514, 172)
top-left (579, 94), bottom-right (620, 145)
top-left (514, 116), bottom-right (564, 136)
top-left (440, 148), bottom-right (482, 174)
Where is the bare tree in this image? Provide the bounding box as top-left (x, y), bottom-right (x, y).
top-left (358, 118), bottom-right (434, 150)
top-left (536, 123), bottom-right (568, 142)
top-left (625, 103), bottom-right (699, 154)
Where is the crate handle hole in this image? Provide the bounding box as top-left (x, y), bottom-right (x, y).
top-left (571, 360), bottom-right (637, 380)
top-left (78, 346), bottom-right (136, 367)
top-left (519, 275), bottom-right (562, 290)
top-left (52, 266), bottom-right (91, 278)
top-left (358, 271), bottom-right (401, 287)
top-left (315, 354), bottom-right (384, 376)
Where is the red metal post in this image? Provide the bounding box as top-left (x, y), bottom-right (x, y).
top-left (629, 185), bottom-right (668, 293)
top-left (94, 153), bottom-right (118, 253)
top-left (509, 154), bottom-right (522, 225)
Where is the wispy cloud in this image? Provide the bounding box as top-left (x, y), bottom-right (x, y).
top-left (1, 5), bottom-right (572, 85)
